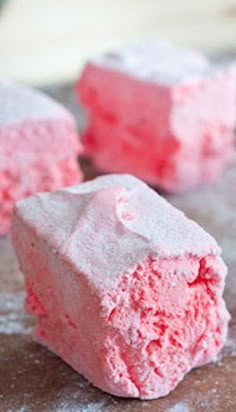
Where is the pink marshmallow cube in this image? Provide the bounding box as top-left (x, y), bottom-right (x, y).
top-left (0, 80), bottom-right (83, 235)
top-left (12, 174), bottom-right (230, 400)
top-left (77, 43), bottom-right (236, 193)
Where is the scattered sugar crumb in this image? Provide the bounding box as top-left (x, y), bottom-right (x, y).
top-left (54, 398), bottom-right (108, 412)
top-left (223, 337), bottom-right (236, 356)
top-left (167, 402), bottom-right (190, 412)
top-left (0, 292), bottom-right (33, 334)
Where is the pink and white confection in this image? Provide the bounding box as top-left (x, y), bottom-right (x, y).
top-left (12, 174), bottom-right (230, 400)
top-left (0, 80), bottom-right (83, 235)
top-left (77, 42), bottom-right (236, 193)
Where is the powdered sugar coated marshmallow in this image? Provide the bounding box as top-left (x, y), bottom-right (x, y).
top-left (12, 174), bottom-right (230, 399)
top-left (0, 80), bottom-right (83, 235)
top-left (77, 42), bottom-right (236, 193)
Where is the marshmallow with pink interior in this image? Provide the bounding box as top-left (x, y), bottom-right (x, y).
top-left (12, 174), bottom-right (230, 399)
top-left (77, 42), bottom-right (236, 193)
top-left (0, 80), bottom-right (83, 235)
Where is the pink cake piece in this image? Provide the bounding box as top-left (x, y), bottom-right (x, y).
top-left (0, 80), bottom-right (83, 235)
top-left (77, 42), bottom-right (236, 193)
top-left (12, 174), bottom-right (230, 400)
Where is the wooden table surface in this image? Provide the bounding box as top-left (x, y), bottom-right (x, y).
top-left (0, 85), bottom-right (236, 412)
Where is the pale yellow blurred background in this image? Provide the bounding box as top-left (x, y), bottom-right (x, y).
top-left (0, 0), bottom-right (236, 85)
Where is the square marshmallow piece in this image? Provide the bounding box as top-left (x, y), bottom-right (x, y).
top-left (77, 43), bottom-right (236, 193)
top-left (0, 80), bottom-right (83, 234)
top-left (12, 174), bottom-right (230, 399)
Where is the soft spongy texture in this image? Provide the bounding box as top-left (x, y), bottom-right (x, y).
top-left (11, 174), bottom-right (229, 399)
top-left (98, 255), bottom-right (228, 399)
top-left (18, 225), bottom-right (228, 400)
top-left (78, 64), bottom-right (235, 193)
top-left (0, 120), bottom-right (81, 234)
top-left (0, 161), bottom-right (80, 234)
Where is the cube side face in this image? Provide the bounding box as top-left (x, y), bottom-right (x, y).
top-left (11, 210), bottom-right (113, 393)
top-left (78, 64), bottom-right (171, 119)
top-left (78, 64), bottom-right (235, 193)
top-left (0, 118), bottom-right (82, 235)
top-left (79, 115), bottom-right (174, 186)
top-left (78, 65), bottom-right (175, 187)
top-left (12, 200), bottom-right (230, 399)
top-left (99, 254), bottom-right (229, 399)
top-left (172, 73), bottom-right (236, 134)
top-left (170, 73), bottom-right (236, 188)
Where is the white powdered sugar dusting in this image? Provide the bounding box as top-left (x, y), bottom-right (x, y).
top-left (223, 336), bottom-right (236, 357)
top-left (0, 80), bottom-right (68, 126)
top-left (167, 403), bottom-right (190, 412)
top-left (92, 41), bottom-right (216, 85)
top-left (0, 292), bottom-right (33, 334)
top-left (55, 399), bottom-right (107, 412)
